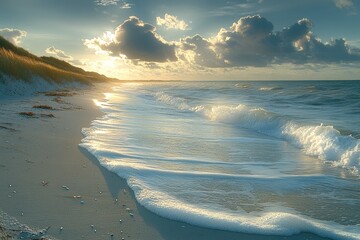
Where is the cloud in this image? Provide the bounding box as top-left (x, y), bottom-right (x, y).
top-left (334, 0), bottom-right (353, 9)
top-left (84, 16), bottom-right (177, 62)
top-left (120, 1), bottom-right (132, 9)
top-left (84, 15), bottom-right (360, 69)
top-left (94, 0), bottom-right (119, 6)
top-left (156, 14), bottom-right (190, 31)
top-left (209, 2), bottom-right (257, 17)
top-left (95, 0), bottom-right (132, 8)
top-left (179, 15), bottom-right (360, 68)
top-left (120, 3), bottom-right (131, 9)
top-left (45, 46), bottom-right (73, 60)
top-left (0, 28), bottom-right (27, 45)
top-left (180, 35), bottom-right (226, 67)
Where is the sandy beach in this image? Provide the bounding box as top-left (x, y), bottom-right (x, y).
top-left (1, 0), bottom-right (359, 238)
top-left (0, 82), bottom-right (333, 240)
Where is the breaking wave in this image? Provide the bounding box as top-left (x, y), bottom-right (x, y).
top-left (80, 82), bottom-right (360, 240)
top-left (155, 92), bottom-right (360, 175)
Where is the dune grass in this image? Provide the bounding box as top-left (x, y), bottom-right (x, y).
top-left (0, 48), bottom-right (92, 83)
top-left (0, 35), bottom-right (112, 84)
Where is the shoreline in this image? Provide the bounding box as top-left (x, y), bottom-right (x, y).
top-left (0, 82), bottom-right (332, 240)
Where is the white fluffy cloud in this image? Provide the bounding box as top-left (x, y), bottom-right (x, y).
top-left (120, 2), bottom-right (131, 9)
top-left (84, 15), bottom-right (360, 68)
top-left (95, 0), bottom-right (131, 8)
top-left (179, 15), bottom-right (360, 68)
top-left (45, 46), bottom-right (73, 60)
top-left (156, 14), bottom-right (190, 31)
top-left (84, 16), bottom-right (177, 62)
top-left (94, 0), bottom-right (119, 6)
top-left (334, 0), bottom-right (353, 8)
top-left (0, 28), bottom-right (27, 45)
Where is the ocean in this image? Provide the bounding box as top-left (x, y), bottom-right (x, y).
top-left (80, 81), bottom-right (360, 239)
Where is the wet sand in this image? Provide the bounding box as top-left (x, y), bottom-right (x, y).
top-left (0, 82), bottom-right (331, 240)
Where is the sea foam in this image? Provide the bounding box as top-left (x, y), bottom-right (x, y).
top-left (80, 135), bottom-right (360, 239)
top-left (155, 92), bottom-right (360, 174)
top-left (80, 83), bottom-right (360, 240)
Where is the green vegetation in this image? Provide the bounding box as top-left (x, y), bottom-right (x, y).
top-left (0, 35), bottom-right (113, 84)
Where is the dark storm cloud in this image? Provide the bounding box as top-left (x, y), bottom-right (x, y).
top-left (84, 16), bottom-right (177, 62)
top-left (180, 15), bottom-right (360, 67)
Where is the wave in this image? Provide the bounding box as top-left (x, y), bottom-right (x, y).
top-left (130, 189), bottom-right (359, 240)
top-left (259, 86), bottom-right (284, 91)
top-left (235, 83), bottom-right (252, 88)
top-left (79, 141), bottom-right (360, 240)
top-left (155, 92), bottom-right (360, 175)
top-left (80, 88), bottom-right (360, 239)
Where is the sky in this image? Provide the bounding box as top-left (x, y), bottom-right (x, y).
top-left (1, 0), bottom-right (360, 80)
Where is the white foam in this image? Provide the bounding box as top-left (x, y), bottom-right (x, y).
top-left (154, 92), bottom-right (360, 175)
top-left (79, 141), bottom-right (360, 239)
top-left (155, 92), bottom-right (193, 111)
top-left (206, 105), bottom-right (359, 174)
top-left (283, 123), bottom-right (360, 174)
top-left (259, 86), bottom-right (284, 91)
top-left (129, 182), bottom-right (360, 240)
top-left (80, 88), bottom-right (360, 239)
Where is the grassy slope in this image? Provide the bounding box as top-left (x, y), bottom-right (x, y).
top-left (0, 36), bottom-right (113, 84)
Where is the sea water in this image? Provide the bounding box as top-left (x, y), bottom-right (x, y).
top-left (80, 81), bottom-right (360, 239)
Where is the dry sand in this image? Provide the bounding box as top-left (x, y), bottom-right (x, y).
top-left (0, 82), bottom-right (331, 240)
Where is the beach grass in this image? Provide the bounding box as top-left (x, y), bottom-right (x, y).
top-left (0, 35), bottom-right (113, 84)
top-left (0, 48), bottom-right (91, 83)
